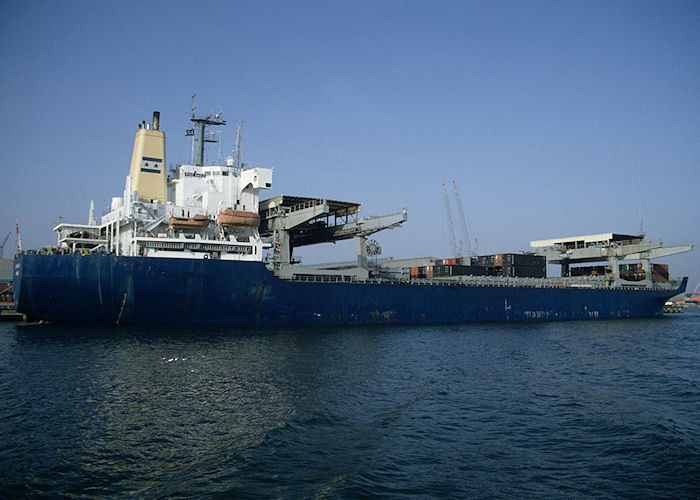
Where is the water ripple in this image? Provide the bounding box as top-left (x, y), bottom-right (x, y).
top-left (1, 313), bottom-right (699, 498)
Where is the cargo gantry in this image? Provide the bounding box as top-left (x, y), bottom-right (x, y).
top-left (259, 195), bottom-right (406, 279)
top-left (530, 233), bottom-right (693, 287)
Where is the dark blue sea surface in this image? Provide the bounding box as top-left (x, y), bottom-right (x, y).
top-left (1, 312), bottom-right (699, 499)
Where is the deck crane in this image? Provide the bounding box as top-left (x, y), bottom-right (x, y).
top-left (452, 180), bottom-right (473, 257)
top-left (0, 232), bottom-right (9, 259)
top-left (442, 183), bottom-right (458, 258)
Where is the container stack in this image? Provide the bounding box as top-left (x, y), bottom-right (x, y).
top-left (571, 265), bottom-right (608, 277)
top-left (432, 264), bottom-right (490, 277)
top-left (411, 266), bottom-right (434, 278)
top-left (619, 263), bottom-right (643, 281)
top-left (476, 253), bottom-right (546, 278)
top-left (571, 263), bottom-right (669, 282)
top-left (409, 253), bottom-right (545, 279)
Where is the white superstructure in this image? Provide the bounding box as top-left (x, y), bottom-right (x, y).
top-left (54, 110), bottom-right (272, 261)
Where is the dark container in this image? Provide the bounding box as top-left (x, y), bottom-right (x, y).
top-left (477, 255), bottom-right (495, 267)
top-left (571, 265), bottom-right (608, 277)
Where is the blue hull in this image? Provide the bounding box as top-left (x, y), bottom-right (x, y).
top-left (13, 254), bottom-right (687, 325)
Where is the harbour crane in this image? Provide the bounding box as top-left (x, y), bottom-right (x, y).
top-left (0, 232), bottom-right (9, 259)
top-left (442, 183), bottom-right (458, 258)
top-left (452, 180), bottom-right (473, 257)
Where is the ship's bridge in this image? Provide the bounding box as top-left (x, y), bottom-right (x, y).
top-left (530, 232), bottom-right (693, 285)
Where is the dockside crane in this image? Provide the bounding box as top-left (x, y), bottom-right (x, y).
top-left (0, 232), bottom-right (9, 259)
top-left (452, 180), bottom-right (473, 257)
top-left (442, 184), bottom-right (458, 258)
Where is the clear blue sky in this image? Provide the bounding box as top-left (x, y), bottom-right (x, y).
top-left (1, 0), bottom-right (698, 290)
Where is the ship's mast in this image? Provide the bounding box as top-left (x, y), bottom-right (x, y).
top-left (233, 120), bottom-right (243, 169)
top-left (190, 97), bottom-right (226, 166)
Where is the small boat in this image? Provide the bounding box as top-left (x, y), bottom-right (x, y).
top-left (169, 214), bottom-right (210, 229)
top-left (218, 208), bottom-right (260, 228)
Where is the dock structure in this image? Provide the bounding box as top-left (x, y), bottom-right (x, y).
top-left (530, 233), bottom-right (693, 287)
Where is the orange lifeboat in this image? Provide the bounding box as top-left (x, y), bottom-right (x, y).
top-left (169, 214), bottom-right (210, 229)
top-left (218, 208), bottom-right (261, 228)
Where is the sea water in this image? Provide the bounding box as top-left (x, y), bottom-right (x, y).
top-left (1, 311), bottom-right (698, 498)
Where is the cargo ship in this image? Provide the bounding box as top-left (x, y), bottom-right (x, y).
top-left (13, 109), bottom-right (692, 325)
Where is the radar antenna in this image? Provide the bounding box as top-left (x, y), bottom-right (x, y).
top-left (189, 96), bottom-right (226, 166)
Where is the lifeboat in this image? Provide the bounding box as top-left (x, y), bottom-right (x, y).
top-left (218, 208), bottom-right (261, 228)
top-left (169, 214), bottom-right (210, 229)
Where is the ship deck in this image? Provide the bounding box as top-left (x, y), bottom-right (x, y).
top-left (282, 272), bottom-right (684, 291)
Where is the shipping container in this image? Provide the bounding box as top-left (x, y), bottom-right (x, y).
top-left (652, 263), bottom-right (669, 283)
top-left (433, 265), bottom-right (447, 276)
top-left (477, 253), bottom-right (544, 268)
top-left (653, 263), bottom-right (668, 275)
top-left (652, 272), bottom-right (668, 283)
top-left (439, 258), bottom-right (457, 266)
top-left (512, 254), bottom-right (545, 266)
top-left (507, 265), bottom-right (546, 278)
top-left (571, 265), bottom-right (608, 277)
top-left (619, 263), bottom-right (644, 281)
top-left (456, 257), bottom-right (479, 266)
top-left (429, 264), bottom-right (493, 277)
top-left (477, 255), bottom-right (495, 267)
top-left (461, 265), bottom-right (491, 276)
